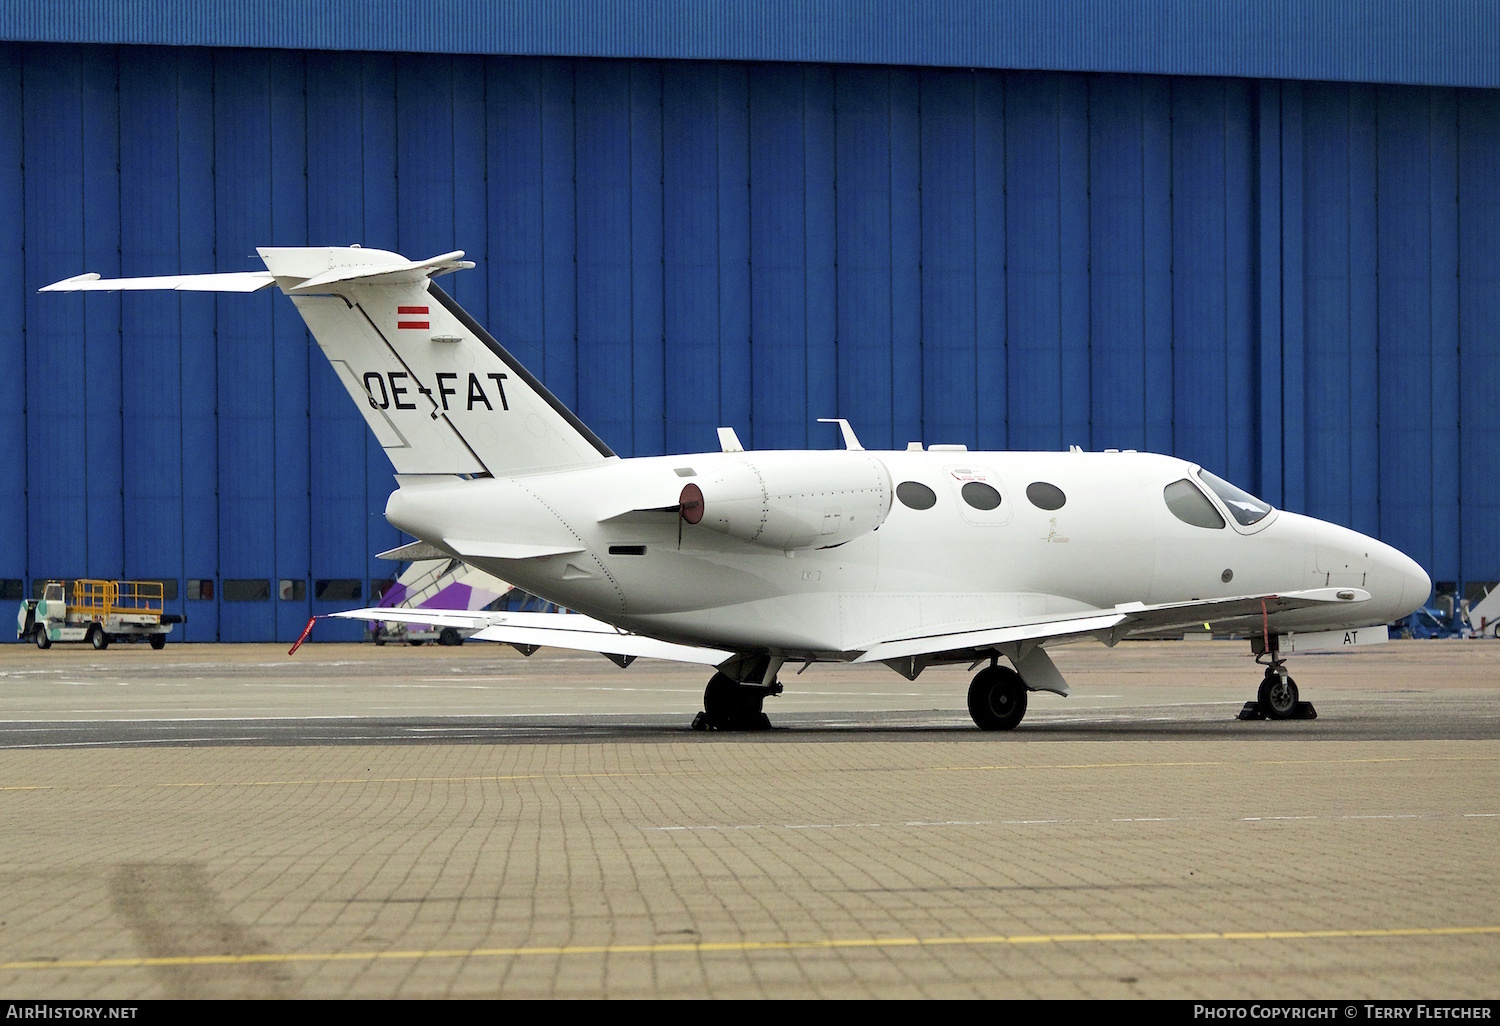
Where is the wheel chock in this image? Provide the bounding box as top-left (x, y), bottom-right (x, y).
top-left (1237, 701), bottom-right (1318, 721)
top-left (690, 710), bottom-right (772, 731)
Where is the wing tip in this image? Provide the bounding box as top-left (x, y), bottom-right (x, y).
top-left (39, 272), bottom-right (102, 292)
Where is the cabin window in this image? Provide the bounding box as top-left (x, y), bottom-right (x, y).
top-left (960, 481), bottom-right (1002, 511)
top-left (1164, 479), bottom-right (1225, 529)
top-left (896, 481), bottom-right (937, 510)
top-left (1198, 470), bottom-right (1273, 526)
top-left (1026, 482), bottom-right (1066, 511)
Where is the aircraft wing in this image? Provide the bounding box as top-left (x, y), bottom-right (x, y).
top-left (853, 588), bottom-right (1372, 666)
top-left (330, 607), bottom-right (732, 665)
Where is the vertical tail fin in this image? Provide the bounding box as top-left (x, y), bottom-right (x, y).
top-left (260, 247), bottom-right (614, 477)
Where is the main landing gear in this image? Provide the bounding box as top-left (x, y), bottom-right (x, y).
top-left (967, 664), bottom-right (1028, 731)
top-left (1239, 635), bottom-right (1317, 721)
top-left (692, 655), bottom-right (784, 731)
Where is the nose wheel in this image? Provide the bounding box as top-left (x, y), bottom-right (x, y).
top-left (1257, 667), bottom-right (1300, 719)
top-left (1239, 639), bottom-right (1318, 720)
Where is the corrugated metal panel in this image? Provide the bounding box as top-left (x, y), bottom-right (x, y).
top-left (1088, 75), bottom-right (1147, 452)
top-left (574, 58), bottom-right (636, 453)
top-left (81, 46), bottom-right (122, 581)
top-left (13, 44), bottom-right (1500, 640)
top-left (119, 47), bottom-right (185, 628)
top-left (835, 67), bottom-right (895, 450)
top-left (0, 43), bottom-right (23, 586)
top-left (628, 61), bottom-right (665, 459)
top-left (214, 49), bottom-right (278, 642)
top-left (24, 46), bottom-right (89, 584)
top-left (177, 48), bottom-right (218, 641)
top-left (661, 62), bottom-right (722, 455)
top-left (922, 69), bottom-right (976, 448)
top-left (2, 1), bottom-right (1496, 89)
top-left (1459, 89), bottom-right (1500, 585)
top-left (748, 64), bottom-right (809, 450)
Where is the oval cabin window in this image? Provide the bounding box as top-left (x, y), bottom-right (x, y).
top-left (1026, 482), bottom-right (1066, 510)
top-left (960, 481), bottom-right (1002, 511)
top-left (896, 481), bottom-right (937, 510)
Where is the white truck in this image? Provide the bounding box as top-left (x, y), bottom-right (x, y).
top-left (17, 580), bottom-right (181, 649)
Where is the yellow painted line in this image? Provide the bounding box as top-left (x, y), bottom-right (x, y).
top-left (927, 755), bottom-right (1500, 773)
top-left (0, 754), bottom-right (1495, 794)
top-left (4, 925), bottom-right (1498, 972)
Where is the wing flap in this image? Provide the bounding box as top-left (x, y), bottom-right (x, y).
top-left (855, 612), bottom-right (1125, 664)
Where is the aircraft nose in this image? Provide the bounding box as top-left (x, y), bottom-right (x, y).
top-left (1395, 552), bottom-right (1432, 617)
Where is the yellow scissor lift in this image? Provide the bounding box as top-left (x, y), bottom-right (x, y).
top-left (17, 580), bottom-right (181, 650)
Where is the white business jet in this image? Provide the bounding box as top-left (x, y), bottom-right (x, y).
top-left (44, 247), bottom-right (1431, 730)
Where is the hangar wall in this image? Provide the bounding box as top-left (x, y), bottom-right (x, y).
top-left (3, 43), bottom-right (1498, 640)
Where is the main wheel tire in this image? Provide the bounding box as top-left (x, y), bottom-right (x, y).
top-left (34, 626), bottom-right (50, 650)
top-left (1258, 672), bottom-right (1300, 719)
top-left (968, 665), bottom-right (1028, 731)
top-left (702, 672), bottom-right (769, 731)
top-left (439, 627), bottom-right (463, 647)
top-left (149, 634), bottom-right (166, 651)
top-left (88, 625), bottom-right (109, 650)
top-left (409, 640), bottom-right (424, 647)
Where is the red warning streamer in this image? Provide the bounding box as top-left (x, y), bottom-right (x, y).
top-left (289, 615), bottom-right (320, 655)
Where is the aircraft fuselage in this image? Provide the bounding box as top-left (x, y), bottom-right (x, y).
top-left (385, 448), bottom-right (1428, 656)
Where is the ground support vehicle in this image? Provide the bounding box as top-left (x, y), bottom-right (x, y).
top-left (17, 580), bottom-right (182, 649)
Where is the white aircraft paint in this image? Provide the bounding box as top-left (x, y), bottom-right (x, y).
top-left (43, 246), bottom-right (1432, 729)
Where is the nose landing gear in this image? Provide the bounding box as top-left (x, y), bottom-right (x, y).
top-left (1240, 635), bottom-right (1318, 721)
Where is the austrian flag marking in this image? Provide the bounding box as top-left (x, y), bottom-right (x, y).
top-left (397, 305), bottom-right (429, 330)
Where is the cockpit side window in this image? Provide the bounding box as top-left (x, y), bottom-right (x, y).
top-left (1164, 479), bottom-right (1225, 529)
top-left (1197, 470), bottom-right (1274, 526)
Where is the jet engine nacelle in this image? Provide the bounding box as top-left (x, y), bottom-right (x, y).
top-left (680, 452), bottom-right (893, 551)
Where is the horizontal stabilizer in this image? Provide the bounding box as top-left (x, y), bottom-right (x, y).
top-left (41, 270), bottom-right (276, 292)
top-left (442, 538), bottom-right (584, 561)
top-left (331, 607), bottom-right (730, 665)
top-left (286, 250), bottom-right (474, 293)
top-left (375, 540), bottom-right (453, 562)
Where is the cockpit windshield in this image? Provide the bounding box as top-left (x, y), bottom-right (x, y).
top-left (1197, 469), bottom-right (1274, 526)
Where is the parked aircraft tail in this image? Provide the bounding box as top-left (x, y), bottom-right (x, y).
top-left (42, 246), bottom-right (616, 478)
